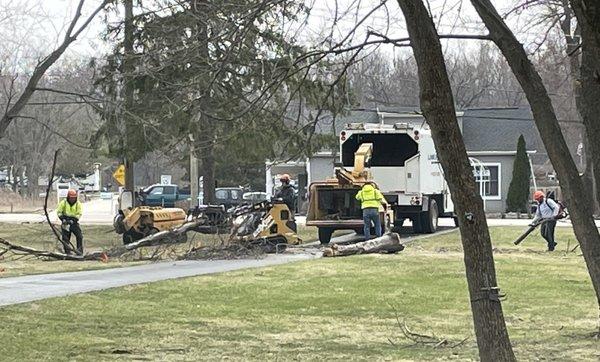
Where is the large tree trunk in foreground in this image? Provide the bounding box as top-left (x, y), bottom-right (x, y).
top-left (323, 233), bottom-right (404, 257)
top-left (571, 0), bottom-right (600, 210)
top-left (470, 0), bottom-right (600, 305)
top-left (396, 0), bottom-right (516, 360)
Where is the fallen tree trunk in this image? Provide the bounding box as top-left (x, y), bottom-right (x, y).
top-left (123, 219), bottom-right (206, 250)
top-left (323, 233), bottom-right (404, 257)
top-left (0, 238), bottom-right (100, 261)
top-left (0, 219), bottom-right (209, 262)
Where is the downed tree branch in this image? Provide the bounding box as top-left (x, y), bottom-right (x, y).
top-left (123, 219), bottom-right (207, 250)
top-left (0, 217), bottom-right (209, 262)
top-left (0, 238), bottom-right (96, 261)
top-left (388, 305), bottom-right (470, 349)
top-left (323, 233), bottom-right (404, 257)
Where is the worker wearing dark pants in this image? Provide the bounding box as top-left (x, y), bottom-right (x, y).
top-left (57, 189), bottom-right (84, 254)
top-left (356, 183), bottom-right (384, 240)
top-left (540, 219), bottom-right (557, 249)
top-left (531, 190), bottom-right (559, 251)
top-left (61, 218), bottom-right (84, 254)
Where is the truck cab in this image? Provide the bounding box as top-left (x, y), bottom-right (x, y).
top-left (307, 122), bottom-right (454, 243)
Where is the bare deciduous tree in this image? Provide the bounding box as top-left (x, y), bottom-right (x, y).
top-left (470, 0), bottom-right (600, 314)
top-left (395, 0), bottom-right (516, 359)
top-left (0, 0), bottom-right (109, 139)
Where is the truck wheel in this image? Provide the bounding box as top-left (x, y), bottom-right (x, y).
top-left (318, 227), bottom-right (334, 244)
top-left (420, 199), bottom-right (439, 233)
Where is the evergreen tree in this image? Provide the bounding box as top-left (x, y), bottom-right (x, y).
top-left (93, 1), bottom-right (346, 197)
top-left (506, 135), bottom-right (531, 212)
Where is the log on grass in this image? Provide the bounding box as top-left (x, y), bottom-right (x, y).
top-left (323, 233), bottom-right (404, 257)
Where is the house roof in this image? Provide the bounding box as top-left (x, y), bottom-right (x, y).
top-left (461, 107), bottom-right (541, 153)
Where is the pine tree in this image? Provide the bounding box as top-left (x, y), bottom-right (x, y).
top-left (506, 135), bottom-right (531, 212)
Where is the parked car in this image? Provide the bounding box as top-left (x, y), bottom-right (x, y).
top-left (139, 184), bottom-right (190, 207)
top-left (215, 187), bottom-right (245, 209)
top-left (242, 191), bottom-right (268, 203)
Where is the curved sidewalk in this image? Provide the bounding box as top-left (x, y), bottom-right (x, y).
top-left (0, 254), bottom-right (317, 307)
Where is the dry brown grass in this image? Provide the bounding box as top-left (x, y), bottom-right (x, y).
top-left (0, 190), bottom-right (45, 213)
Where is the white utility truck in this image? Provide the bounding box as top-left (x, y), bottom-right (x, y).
top-left (306, 122), bottom-right (455, 244)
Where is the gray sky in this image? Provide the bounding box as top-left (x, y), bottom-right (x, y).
top-left (0, 0), bottom-right (554, 71)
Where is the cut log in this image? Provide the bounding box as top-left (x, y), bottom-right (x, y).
top-left (323, 232), bottom-right (404, 257)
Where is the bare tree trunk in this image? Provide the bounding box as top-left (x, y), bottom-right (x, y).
top-left (123, 0), bottom-right (136, 192)
top-left (558, 2), bottom-right (596, 211)
top-left (192, 0), bottom-right (216, 204)
top-left (571, 0), bottom-right (600, 48)
top-left (570, 0), bottom-right (600, 211)
top-left (202, 139), bottom-right (216, 204)
top-left (395, 0), bottom-right (516, 360)
top-left (471, 0), bottom-right (600, 304)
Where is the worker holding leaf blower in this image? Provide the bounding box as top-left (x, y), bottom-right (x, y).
top-left (56, 189), bottom-right (84, 255)
top-left (530, 190), bottom-right (559, 251)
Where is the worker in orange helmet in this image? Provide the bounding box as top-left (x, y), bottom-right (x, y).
top-left (274, 174), bottom-right (296, 213)
top-left (56, 189), bottom-right (84, 255)
top-left (531, 190), bottom-right (559, 251)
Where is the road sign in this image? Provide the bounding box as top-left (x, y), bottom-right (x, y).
top-left (113, 165), bottom-right (125, 186)
top-left (160, 175), bottom-right (172, 185)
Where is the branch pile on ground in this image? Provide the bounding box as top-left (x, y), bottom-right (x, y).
top-left (182, 243), bottom-right (265, 260)
top-left (0, 219), bottom-right (210, 262)
top-left (323, 233), bottom-right (405, 257)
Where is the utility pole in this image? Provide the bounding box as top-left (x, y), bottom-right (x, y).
top-left (189, 134), bottom-right (199, 208)
top-left (123, 0), bottom-right (135, 194)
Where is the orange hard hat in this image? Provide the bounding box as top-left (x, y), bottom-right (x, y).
top-left (533, 191), bottom-right (545, 201)
top-left (280, 174), bottom-right (290, 182)
top-left (67, 189), bottom-right (78, 198)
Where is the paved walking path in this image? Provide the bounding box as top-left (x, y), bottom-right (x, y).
top-left (0, 254), bottom-right (317, 307)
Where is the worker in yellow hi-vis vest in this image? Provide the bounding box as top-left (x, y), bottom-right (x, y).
top-left (355, 183), bottom-right (384, 240)
top-left (56, 189), bottom-right (84, 254)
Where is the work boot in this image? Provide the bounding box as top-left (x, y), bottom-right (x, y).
top-left (548, 242), bottom-right (557, 252)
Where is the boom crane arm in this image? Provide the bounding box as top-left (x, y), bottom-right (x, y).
top-left (336, 142), bottom-right (373, 184)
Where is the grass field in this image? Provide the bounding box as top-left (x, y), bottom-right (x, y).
top-left (0, 222), bottom-right (320, 277)
top-left (1, 226), bottom-right (598, 361)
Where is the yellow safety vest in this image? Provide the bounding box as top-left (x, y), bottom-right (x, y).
top-left (56, 199), bottom-right (82, 219)
top-left (355, 184), bottom-right (383, 209)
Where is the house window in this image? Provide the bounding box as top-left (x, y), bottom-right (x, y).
top-left (473, 163), bottom-right (501, 200)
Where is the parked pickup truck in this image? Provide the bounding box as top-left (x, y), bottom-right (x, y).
top-left (139, 184), bottom-right (190, 207)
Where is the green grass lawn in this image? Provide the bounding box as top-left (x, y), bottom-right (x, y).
top-left (1, 226), bottom-right (599, 361)
top-left (0, 223), bottom-right (320, 277)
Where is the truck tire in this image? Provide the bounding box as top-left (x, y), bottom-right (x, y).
top-left (318, 227), bottom-right (334, 244)
top-left (420, 199), bottom-right (439, 233)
